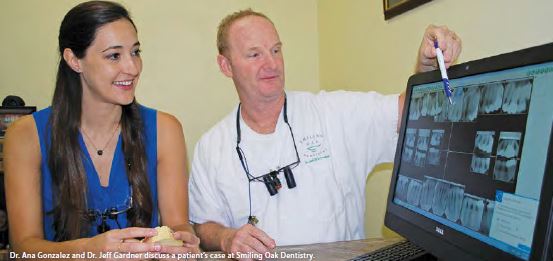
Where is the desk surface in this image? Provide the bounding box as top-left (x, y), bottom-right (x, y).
top-left (206, 237), bottom-right (404, 260)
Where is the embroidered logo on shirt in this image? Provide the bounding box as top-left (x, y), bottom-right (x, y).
top-left (299, 133), bottom-right (330, 163)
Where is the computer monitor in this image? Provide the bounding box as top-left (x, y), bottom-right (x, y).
top-left (385, 42), bottom-right (553, 261)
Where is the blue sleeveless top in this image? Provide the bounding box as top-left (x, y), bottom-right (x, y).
top-left (33, 106), bottom-right (159, 240)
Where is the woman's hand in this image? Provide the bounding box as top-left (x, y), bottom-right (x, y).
top-left (87, 227), bottom-right (161, 259)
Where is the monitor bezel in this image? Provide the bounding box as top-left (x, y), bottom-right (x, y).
top-left (385, 42), bottom-right (553, 261)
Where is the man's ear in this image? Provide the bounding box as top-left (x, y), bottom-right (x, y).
top-left (217, 54), bottom-right (233, 78)
top-left (62, 48), bottom-right (82, 73)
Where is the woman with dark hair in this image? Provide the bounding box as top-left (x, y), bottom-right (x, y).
top-left (4, 0), bottom-right (199, 254)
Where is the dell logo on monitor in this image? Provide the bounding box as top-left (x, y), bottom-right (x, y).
top-left (435, 226), bottom-right (444, 235)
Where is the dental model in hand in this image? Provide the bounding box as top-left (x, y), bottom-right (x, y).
top-left (143, 226), bottom-right (184, 247)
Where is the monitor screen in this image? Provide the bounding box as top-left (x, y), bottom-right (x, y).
top-left (386, 43), bottom-right (553, 261)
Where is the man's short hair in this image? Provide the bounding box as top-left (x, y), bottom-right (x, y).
top-left (217, 8), bottom-right (273, 56)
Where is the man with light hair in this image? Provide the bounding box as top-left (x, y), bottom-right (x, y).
top-left (189, 8), bottom-right (462, 257)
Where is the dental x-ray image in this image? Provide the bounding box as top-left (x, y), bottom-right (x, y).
top-left (480, 199), bottom-right (495, 235)
top-left (403, 129), bottom-right (416, 162)
top-left (431, 179), bottom-right (451, 217)
top-left (471, 131), bottom-right (495, 174)
top-left (447, 87), bottom-right (465, 122)
top-left (497, 131), bottom-right (521, 158)
top-left (427, 92), bottom-right (443, 116)
top-left (427, 147), bottom-right (441, 166)
top-left (420, 176), bottom-right (438, 212)
top-left (430, 129), bottom-right (445, 147)
top-left (417, 129), bottom-right (430, 151)
top-left (421, 91), bottom-right (444, 118)
top-left (395, 175), bottom-right (411, 203)
top-left (461, 86), bottom-right (481, 122)
top-left (421, 92), bottom-right (430, 117)
top-left (406, 128), bottom-right (416, 147)
top-left (479, 82), bottom-right (504, 114)
top-left (434, 91), bottom-right (450, 122)
top-left (414, 129), bottom-right (431, 167)
top-left (402, 147), bottom-right (414, 163)
top-left (428, 129), bottom-right (443, 167)
top-left (406, 179), bottom-right (423, 207)
top-left (474, 131), bottom-right (495, 155)
top-left (460, 194), bottom-right (485, 232)
top-left (493, 158), bottom-right (518, 183)
top-left (501, 78), bottom-right (533, 114)
top-left (414, 150), bottom-right (427, 167)
top-left (470, 155), bottom-right (491, 175)
top-left (444, 183), bottom-right (465, 223)
top-left (409, 96), bottom-right (423, 121)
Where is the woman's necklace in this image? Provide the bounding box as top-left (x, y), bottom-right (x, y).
top-left (81, 123), bottom-right (120, 156)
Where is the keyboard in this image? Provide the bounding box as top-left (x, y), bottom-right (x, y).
top-left (348, 240), bottom-right (428, 261)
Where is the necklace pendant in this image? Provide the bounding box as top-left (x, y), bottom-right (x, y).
top-left (97, 150), bottom-right (103, 156)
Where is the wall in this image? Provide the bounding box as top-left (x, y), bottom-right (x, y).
top-left (0, 0), bottom-right (320, 160)
top-left (318, 0), bottom-right (553, 238)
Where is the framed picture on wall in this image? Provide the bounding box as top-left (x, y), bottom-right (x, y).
top-left (0, 106), bottom-right (36, 138)
top-left (383, 0), bottom-right (432, 20)
top-left (0, 138), bottom-right (3, 173)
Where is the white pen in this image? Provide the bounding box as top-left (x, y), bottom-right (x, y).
top-left (434, 40), bottom-right (454, 104)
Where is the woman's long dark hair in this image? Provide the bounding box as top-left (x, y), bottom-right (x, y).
top-left (49, 0), bottom-right (152, 240)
